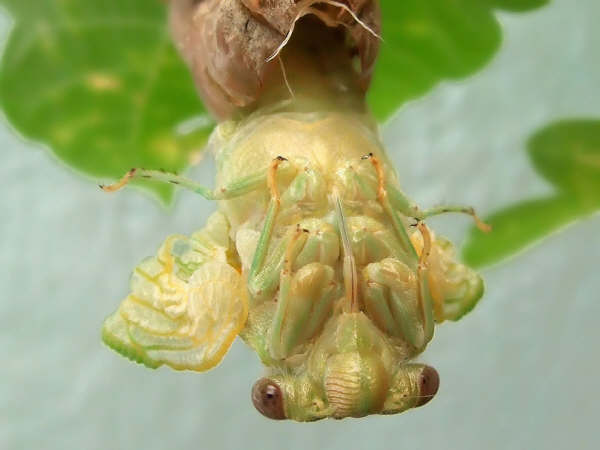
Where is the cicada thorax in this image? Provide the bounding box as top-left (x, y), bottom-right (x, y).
top-left (226, 148), bottom-right (428, 367)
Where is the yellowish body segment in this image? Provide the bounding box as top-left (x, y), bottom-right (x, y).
top-left (102, 108), bottom-right (485, 421)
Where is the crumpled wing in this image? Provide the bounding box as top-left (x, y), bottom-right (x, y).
top-left (102, 213), bottom-right (248, 371)
top-left (411, 232), bottom-right (484, 322)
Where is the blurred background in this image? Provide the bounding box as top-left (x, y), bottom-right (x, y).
top-left (1, 0), bottom-right (599, 449)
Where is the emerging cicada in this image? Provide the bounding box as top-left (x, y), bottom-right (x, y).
top-left (101, 105), bottom-right (488, 421)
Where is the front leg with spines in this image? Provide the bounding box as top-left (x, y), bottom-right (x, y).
top-left (361, 153), bottom-right (419, 266)
top-left (269, 227), bottom-right (340, 360)
top-left (362, 257), bottom-right (431, 351)
top-left (245, 158), bottom-right (336, 305)
top-left (246, 156), bottom-right (291, 302)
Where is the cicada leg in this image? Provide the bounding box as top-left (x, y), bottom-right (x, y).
top-left (245, 159), bottom-right (334, 304)
top-left (242, 216), bottom-right (340, 362)
top-left (386, 184), bottom-right (491, 233)
top-left (99, 156), bottom-right (292, 201)
top-left (416, 222), bottom-right (435, 343)
top-left (361, 157), bottom-right (487, 322)
top-left (269, 227), bottom-right (339, 360)
top-left (361, 154), bottom-right (419, 266)
top-left (360, 222), bottom-right (435, 351)
top-left (362, 258), bottom-right (429, 351)
top-left (246, 156), bottom-right (291, 302)
top-left (410, 230), bottom-right (484, 322)
top-left (416, 205), bottom-right (492, 232)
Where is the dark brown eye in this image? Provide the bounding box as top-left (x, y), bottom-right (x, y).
top-left (416, 365), bottom-right (440, 407)
top-left (251, 378), bottom-right (286, 420)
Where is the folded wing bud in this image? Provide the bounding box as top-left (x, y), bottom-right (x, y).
top-left (102, 213), bottom-right (248, 371)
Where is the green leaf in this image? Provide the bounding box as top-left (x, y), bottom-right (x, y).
top-left (0, 0), bottom-right (213, 203)
top-left (462, 195), bottom-right (593, 268)
top-left (529, 120), bottom-right (600, 202)
top-left (462, 119), bottom-right (600, 268)
top-left (370, 0), bottom-right (548, 121)
top-left (0, 0), bottom-right (550, 202)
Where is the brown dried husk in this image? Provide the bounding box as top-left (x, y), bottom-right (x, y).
top-left (168, 0), bottom-right (381, 120)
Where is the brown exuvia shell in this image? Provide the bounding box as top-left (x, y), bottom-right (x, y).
top-left (168, 0), bottom-right (381, 119)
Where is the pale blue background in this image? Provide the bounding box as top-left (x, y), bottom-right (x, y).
top-left (1, 1), bottom-right (599, 449)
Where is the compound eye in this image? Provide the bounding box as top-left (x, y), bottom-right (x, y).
top-left (251, 378), bottom-right (286, 420)
top-left (416, 365), bottom-right (440, 407)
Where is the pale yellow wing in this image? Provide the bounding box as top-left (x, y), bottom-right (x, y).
top-left (102, 213), bottom-right (248, 371)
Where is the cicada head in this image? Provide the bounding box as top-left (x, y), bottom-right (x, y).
top-left (251, 313), bottom-right (440, 421)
